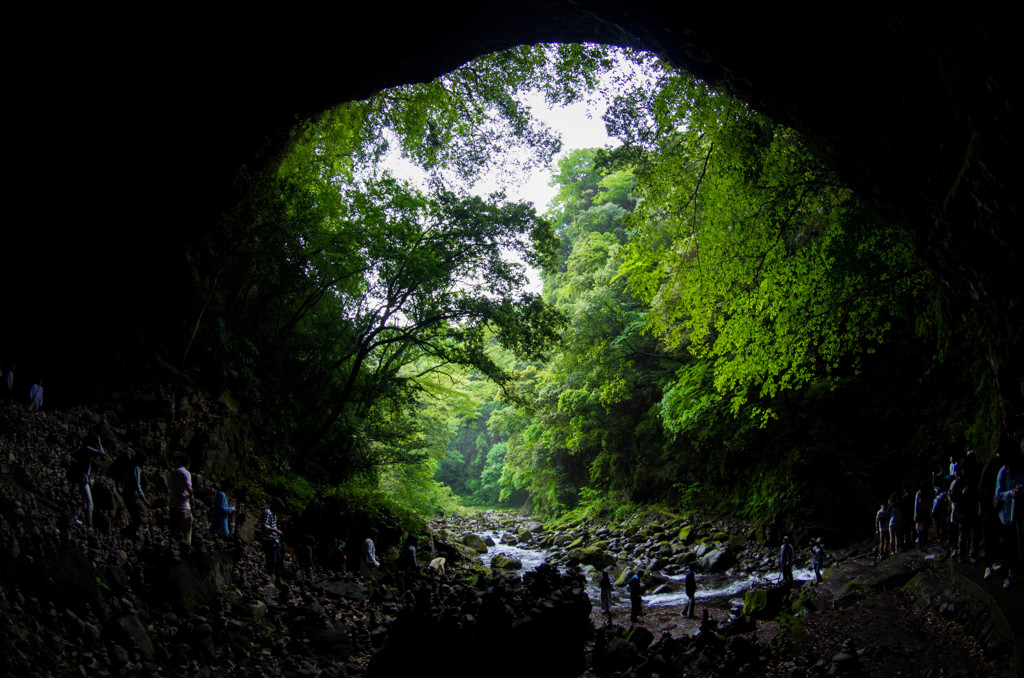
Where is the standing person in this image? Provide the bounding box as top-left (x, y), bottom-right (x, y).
top-left (331, 534), bottom-right (349, 573)
top-left (961, 450), bottom-right (982, 561)
top-left (949, 462), bottom-right (976, 563)
top-left (888, 493), bottom-right (903, 555)
top-left (914, 479), bottom-right (933, 547)
top-left (780, 536), bottom-right (795, 586)
top-left (69, 433), bottom-right (105, 528)
top-left (398, 534), bottom-right (418, 572)
top-left (261, 497), bottom-right (286, 585)
top-left (26, 378), bottom-right (43, 412)
top-left (4, 364), bottom-right (13, 398)
top-left (683, 566), bottom-right (697, 618)
top-left (296, 535), bottom-right (316, 581)
top-left (980, 448), bottom-right (1005, 579)
top-left (361, 528), bottom-right (381, 572)
top-left (995, 445), bottom-right (1024, 589)
top-left (875, 501), bottom-right (891, 560)
top-left (628, 568), bottom-right (644, 625)
top-left (211, 479), bottom-right (236, 536)
top-left (599, 570), bottom-right (613, 621)
top-left (121, 450), bottom-right (152, 539)
top-left (900, 483), bottom-right (915, 548)
top-left (811, 538), bottom-right (826, 583)
top-left (167, 455), bottom-right (195, 546)
top-left (932, 470), bottom-right (951, 544)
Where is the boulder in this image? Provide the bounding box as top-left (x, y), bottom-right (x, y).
top-left (565, 546), bottom-right (616, 569)
top-left (742, 586), bottom-right (789, 619)
top-left (460, 533), bottom-right (488, 553)
top-left (490, 554), bottom-right (523, 570)
top-left (699, 547), bottom-right (734, 573)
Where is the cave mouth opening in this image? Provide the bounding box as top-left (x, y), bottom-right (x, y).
top-left (6, 7), bottom-right (1021, 445)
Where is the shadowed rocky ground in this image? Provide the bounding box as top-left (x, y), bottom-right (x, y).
top-left (1, 398), bottom-right (1019, 677)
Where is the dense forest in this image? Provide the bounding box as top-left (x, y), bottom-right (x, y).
top-left (162, 45), bottom-right (992, 538)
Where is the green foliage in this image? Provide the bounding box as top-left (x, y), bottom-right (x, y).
top-left (266, 472), bottom-right (317, 514)
top-left (609, 70), bottom-right (929, 422)
top-left (492, 148), bottom-right (685, 514)
top-left (182, 41), bottom-right (981, 538)
top-left (285, 44), bottom-right (622, 188)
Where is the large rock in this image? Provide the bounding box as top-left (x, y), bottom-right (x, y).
top-left (106, 613), bottom-right (155, 660)
top-left (565, 545), bottom-right (616, 570)
top-left (460, 533), bottom-right (488, 553)
top-left (698, 547), bottom-right (734, 573)
top-left (144, 546), bottom-right (239, 612)
top-left (490, 554), bottom-right (523, 570)
top-left (742, 586), bottom-right (789, 619)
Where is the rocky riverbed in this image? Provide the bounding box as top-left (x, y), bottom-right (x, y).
top-left (1, 399), bottom-right (1020, 677)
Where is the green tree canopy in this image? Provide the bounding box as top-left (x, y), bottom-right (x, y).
top-left (605, 71), bottom-right (930, 422)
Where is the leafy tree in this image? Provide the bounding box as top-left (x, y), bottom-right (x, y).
top-left (494, 152), bottom-right (685, 513)
top-left (606, 71), bottom-right (930, 422)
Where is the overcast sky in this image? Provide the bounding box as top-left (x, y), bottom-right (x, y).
top-left (492, 91), bottom-right (617, 213)
top-left (381, 88), bottom-right (620, 293)
top-left (385, 91), bottom-right (617, 215)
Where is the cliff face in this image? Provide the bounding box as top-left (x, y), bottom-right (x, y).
top-left (4, 4), bottom-right (1020, 431)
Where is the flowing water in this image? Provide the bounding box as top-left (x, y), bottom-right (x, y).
top-left (476, 522), bottom-right (817, 610)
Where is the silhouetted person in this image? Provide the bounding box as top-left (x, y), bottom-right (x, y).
top-left (261, 497), bottom-right (286, 585)
top-left (780, 536), bottom-right (795, 585)
top-left (361, 527), bottom-right (380, 572)
top-left (599, 570), bottom-right (613, 620)
top-left (26, 378), bottom-right (43, 412)
top-left (629, 568), bottom-right (644, 624)
top-left (122, 450), bottom-right (151, 539)
top-left (811, 538), bottom-right (825, 583)
top-left (168, 455), bottom-right (194, 546)
top-left (331, 534), bottom-right (349, 573)
top-left (995, 445), bottom-right (1024, 588)
top-left (888, 493), bottom-right (903, 554)
top-left (683, 566), bottom-right (697, 617)
top-left (69, 433), bottom-right (104, 528)
top-left (914, 479), bottom-right (933, 546)
top-left (297, 534), bottom-right (316, 581)
top-left (875, 501), bottom-right (890, 560)
top-left (211, 479), bottom-right (235, 536)
top-left (398, 534), bottom-right (418, 572)
top-left (980, 448), bottom-right (1005, 578)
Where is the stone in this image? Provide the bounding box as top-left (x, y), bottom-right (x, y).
top-left (490, 554), bottom-right (523, 570)
top-left (565, 546), bottom-right (615, 569)
top-left (460, 533), bottom-right (488, 553)
top-left (699, 548), bottom-right (734, 573)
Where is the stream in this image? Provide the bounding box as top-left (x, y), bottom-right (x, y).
top-left (475, 522), bottom-right (816, 611)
